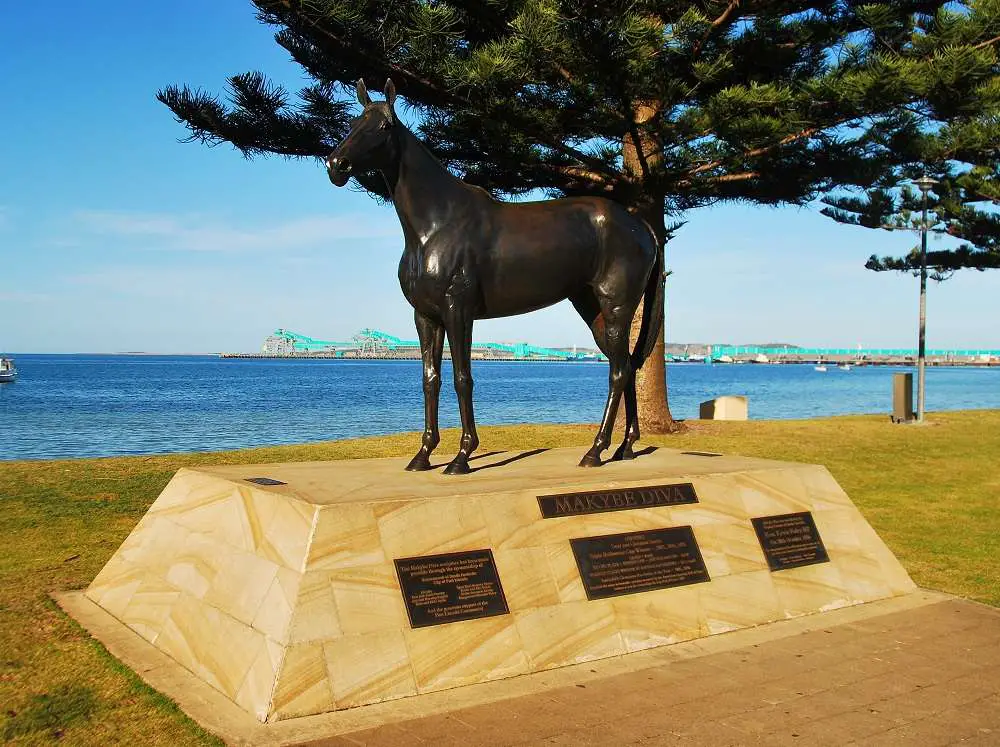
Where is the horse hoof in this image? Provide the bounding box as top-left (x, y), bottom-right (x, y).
top-left (443, 457), bottom-right (470, 475)
top-left (405, 454), bottom-right (432, 471)
top-left (611, 446), bottom-right (635, 462)
top-left (578, 452), bottom-right (602, 468)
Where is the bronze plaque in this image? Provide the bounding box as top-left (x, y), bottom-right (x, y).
top-left (538, 483), bottom-right (698, 518)
top-left (570, 527), bottom-right (710, 600)
top-left (751, 512), bottom-right (830, 571)
top-left (394, 550), bottom-right (509, 628)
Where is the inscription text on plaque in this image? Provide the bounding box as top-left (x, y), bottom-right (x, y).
top-left (538, 483), bottom-right (698, 518)
top-left (751, 512), bottom-right (830, 571)
top-left (394, 550), bottom-right (509, 628)
top-left (570, 527), bottom-right (710, 600)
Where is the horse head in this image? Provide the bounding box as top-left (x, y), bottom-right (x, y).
top-left (326, 78), bottom-right (398, 187)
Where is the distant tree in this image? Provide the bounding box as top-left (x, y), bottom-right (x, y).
top-left (822, 120), bottom-right (1000, 278)
top-left (158, 0), bottom-right (999, 432)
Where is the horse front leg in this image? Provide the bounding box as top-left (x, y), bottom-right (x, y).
top-left (580, 313), bottom-right (632, 468)
top-left (442, 310), bottom-right (479, 475)
top-left (405, 310), bottom-right (445, 471)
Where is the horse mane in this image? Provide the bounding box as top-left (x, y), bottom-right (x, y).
top-left (395, 125), bottom-right (491, 200)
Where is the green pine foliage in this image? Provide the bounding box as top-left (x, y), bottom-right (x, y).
top-left (822, 162), bottom-right (1000, 278)
top-left (158, 1), bottom-right (1000, 229)
top-left (821, 116), bottom-right (1000, 276)
top-left (820, 2), bottom-right (1000, 275)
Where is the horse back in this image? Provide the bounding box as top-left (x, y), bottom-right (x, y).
top-left (473, 196), bottom-right (655, 318)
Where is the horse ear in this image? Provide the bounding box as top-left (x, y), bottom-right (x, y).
top-left (384, 78), bottom-right (397, 122)
top-left (356, 78), bottom-right (371, 107)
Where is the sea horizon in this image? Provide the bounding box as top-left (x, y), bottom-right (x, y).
top-left (3, 354), bottom-right (999, 461)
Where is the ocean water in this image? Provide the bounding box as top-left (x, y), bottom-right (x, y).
top-left (1, 355), bottom-right (998, 461)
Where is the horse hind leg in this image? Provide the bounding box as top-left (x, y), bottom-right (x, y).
top-left (570, 290), bottom-right (608, 467)
top-left (611, 374), bottom-right (639, 461)
top-left (577, 298), bottom-right (634, 468)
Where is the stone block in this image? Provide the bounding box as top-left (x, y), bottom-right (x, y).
top-left (700, 395), bottom-right (749, 420)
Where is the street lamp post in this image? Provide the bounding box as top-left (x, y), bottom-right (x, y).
top-left (913, 175), bottom-right (938, 423)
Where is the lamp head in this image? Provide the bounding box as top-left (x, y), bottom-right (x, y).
top-left (913, 175), bottom-right (939, 195)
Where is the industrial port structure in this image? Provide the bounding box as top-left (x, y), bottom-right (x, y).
top-left (246, 328), bottom-right (604, 360)
top-left (218, 329), bottom-right (1000, 366)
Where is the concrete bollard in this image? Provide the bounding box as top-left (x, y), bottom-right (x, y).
top-left (700, 395), bottom-right (748, 421)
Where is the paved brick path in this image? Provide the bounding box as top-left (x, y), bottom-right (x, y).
top-left (304, 598), bottom-right (1000, 747)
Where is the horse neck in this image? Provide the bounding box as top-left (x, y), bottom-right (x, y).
top-left (388, 128), bottom-right (472, 243)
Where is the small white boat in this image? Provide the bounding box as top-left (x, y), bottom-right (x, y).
top-left (0, 357), bottom-right (16, 383)
top-left (838, 364), bottom-right (852, 371)
top-left (814, 364), bottom-right (828, 372)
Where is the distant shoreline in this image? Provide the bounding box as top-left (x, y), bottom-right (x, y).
top-left (7, 352), bottom-right (999, 367)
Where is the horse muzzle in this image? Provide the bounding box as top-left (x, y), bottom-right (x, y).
top-left (326, 156), bottom-right (352, 187)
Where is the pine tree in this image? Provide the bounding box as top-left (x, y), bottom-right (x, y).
top-left (821, 115), bottom-right (1000, 277)
top-left (159, 0), bottom-right (1000, 431)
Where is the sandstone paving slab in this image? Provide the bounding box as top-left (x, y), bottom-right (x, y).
top-left (57, 583), bottom-right (1000, 746)
top-left (295, 596), bottom-right (1000, 747)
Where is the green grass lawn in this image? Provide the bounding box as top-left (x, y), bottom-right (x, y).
top-left (1, 412), bottom-right (998, 745)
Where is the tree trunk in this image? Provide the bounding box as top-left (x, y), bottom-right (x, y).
top-left (623, 104), bottom-right (677, 434)
top-left (629, 208), bottom-right (677, 433)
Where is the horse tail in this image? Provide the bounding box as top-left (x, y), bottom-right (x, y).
top-left (630, 216), bottom-right (664, 372)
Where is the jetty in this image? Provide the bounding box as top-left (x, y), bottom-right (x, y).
top-left (219, 329), bottom-right (1000, 366)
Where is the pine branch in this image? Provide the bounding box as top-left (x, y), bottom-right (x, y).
top-left (691, 0), bottom-right (742, 58)
top-left (974, 35), bottom-right (1000, 50)
top-left (867, 246), bottom-right (1000, 272)
top-left (701, 171), bottom-right (760, 184)
top-left (686, 127), bottom-right (821, 178)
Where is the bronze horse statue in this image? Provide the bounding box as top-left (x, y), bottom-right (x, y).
top-left (327, 79), bottom-right (663, 475)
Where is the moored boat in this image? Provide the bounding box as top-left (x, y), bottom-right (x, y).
top-left (0, 357), bottom-right (17, 383)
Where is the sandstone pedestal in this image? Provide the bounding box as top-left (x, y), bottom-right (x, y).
top-left (83, 447), bottom-right (914, 723)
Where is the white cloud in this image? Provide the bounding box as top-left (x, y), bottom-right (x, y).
top-left (65, 266), bottom-right (210, 297)
top-left (70, 210), bottom-right (400, 252)
top-left (0, 290), bottom-right (49, 302)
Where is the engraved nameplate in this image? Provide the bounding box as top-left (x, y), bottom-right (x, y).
top-left (570, 527), bottom-right (710, 600)
top-left (394, 550), bottom-right (509, 628)
top-left (538, 483), bottom-right (698, 518)
top-left (751, 512), bottom-right (830, 571)
top-left (245, 477), bottom-right (286, 486)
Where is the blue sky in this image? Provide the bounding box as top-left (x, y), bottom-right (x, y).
top-left (2, 1), bottom-right (998, 354)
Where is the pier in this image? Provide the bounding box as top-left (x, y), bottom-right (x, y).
top-left (218, 329), bottom-right (1000, 366)
top-left (705, 345), bottom-right (1000, 367)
